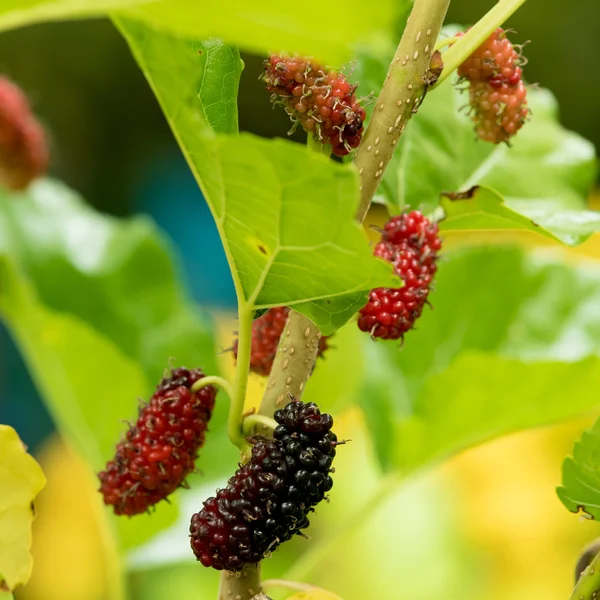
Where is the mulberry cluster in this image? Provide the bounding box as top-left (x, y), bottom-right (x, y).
top-left (457, 28), bottom-right (529, 144)
top-left (189, 399), bottom-right (337, 571)
top-left (233, 306), bottom-right (328, 376)
top-left (358, 211), bottom-right (441, 340)
top-left (0, 76), bottom-right (48, 190)
top-left (98, 367), bottom-right (216, 516)
top-left (263, 54), bottom-right (366, 156)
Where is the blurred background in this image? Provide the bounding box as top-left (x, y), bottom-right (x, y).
top-left (1, 0), bottom-right (600, 598)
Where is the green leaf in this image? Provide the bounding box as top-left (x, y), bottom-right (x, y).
top-left (1, 0), bottom-right (400, 63)
top-left (0, 0), bottom-right (141, 34)
top-left (439, 186), bottom-right (563, 242)
top-left (117, 20), bottom-right (399, 334)
top-left (0, 179), bottom-right (217, 384)
top-left (356, 246), bottom-right (600, 472)
top-left (558, 417), bottom-right (600, 520)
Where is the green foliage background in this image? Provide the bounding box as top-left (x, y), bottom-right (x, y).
top-left (0, 1), bottom-right (599, 600)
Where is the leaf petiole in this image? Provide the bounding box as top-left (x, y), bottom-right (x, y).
top-left (191, 375), bottom-right (234, 400)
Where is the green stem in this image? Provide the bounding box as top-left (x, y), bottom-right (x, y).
top-left (243, 414), bottom-right (278, 436)
top-left (569, 550), bottom-right (600, 600)
top-left (433, 0), bottom-right (529, 88)
top-left (228, 305), bottom-right (254, 451)
top-left (191, 375), bottom-right (234, 399)
top-left (353, 0), bottom-right (451, 221)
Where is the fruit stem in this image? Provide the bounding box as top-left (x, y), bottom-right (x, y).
top-left (353, 0), bottom-right (451, 222)
top-left (218, 567), bottom-right (262, 600)
top-left (242, 414), bottom-right (278, 436)
top-left (228, 305), bottom-right (254, 451)
top-left (569, 549), bottom-right (600, 600)
top-left (191, 375), bottom-right (234, 400)
top-left (432, 0), bottom-right (529, 88)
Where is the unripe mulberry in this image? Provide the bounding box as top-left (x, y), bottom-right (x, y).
top-left (233, 307), bottom-right (328, 376)
top-left (456, 28), bottom-right (530, 144)
top-left (98, 367), bottom-right (216, 516)
top-left (457, 28), bottom-right (523, 84)
top-left (358, 211), bottom-right (441, 340)
top-left (0, 76), bottom-right (48, 190)
top-left (262, 54), bottom-right (366, 156)
top-left (189, 399), bottom-right (337, 571)
top-left (469, 79), bottom-right (529, 144)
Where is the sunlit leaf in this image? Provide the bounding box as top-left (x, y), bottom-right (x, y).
top-left (0, 425), bottom-right (45, 591)
top-left (0, 0), bottom-right (400, 63)
top-left (117, 20), bottom-right (399, 333)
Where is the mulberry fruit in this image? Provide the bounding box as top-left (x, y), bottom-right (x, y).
top-left (98, 367), bottom-right (216, 516)
top-left (262, 54), bottom-right (366, 156)
top-left (457, 28), bottom-right (523, 84)
top-left (456, 28), bottom-right (530, 144)
top-left (0, 76), bottom-right (48, 190)
top-left (233, 307), bottom-right (328, 376)
top-left (469, 79), bottom-right (529, 144)
top-left (358, 211), bottom-right (441, 340)
top-left (189, 399), bottom-right (337, 571)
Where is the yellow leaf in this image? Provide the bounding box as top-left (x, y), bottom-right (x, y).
top-left (0, 425), bottom-right (46, 591)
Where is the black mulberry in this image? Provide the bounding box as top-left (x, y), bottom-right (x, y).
top-left (189, 400), bottom-right (337, 571)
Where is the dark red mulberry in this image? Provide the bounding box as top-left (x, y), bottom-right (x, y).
top-left (189, 400), bottom-right (337, 571)
top-left (262, 54), bottom-right (366, 156)
top-left (233, 307), bottom-right (329, 376)
top-left (0, 76), bottom-right (48, 191)
top-left (358, 211), bottom-right (441, 340)
top-left (98, 367), bottom-right (216, 516)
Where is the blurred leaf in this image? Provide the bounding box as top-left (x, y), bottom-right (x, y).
top-left (439, 186), bottom-right (562, 242)
top-left (0, 0), bottom-right (400, 62)
top-left (117, 20), bottom-right (399, 334)
top-left (0, 179), bottom-right (217, 384)
top-left (284, 589), bottom-right (343, 600)
top-left (557, 416), bottom-right (600, 520)
top-left (0, 0), bottom-right (141, 34)
top-left (116, 0), bottom-right (398, 63)
top-left (0, 425), bottom-right (45, 592)
top-left (0, 178), bottom-right (235, 550)
top-left (357, 246), bottom-right (600, 471)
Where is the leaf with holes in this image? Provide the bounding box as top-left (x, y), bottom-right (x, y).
top-left (117, 20), bottom-right (399, 334)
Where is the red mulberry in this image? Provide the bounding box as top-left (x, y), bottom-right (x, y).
top-left (262, 54), bottom-right (365, 156)
top-left (358, 211), bottom-right (441, 340)
top-left (189, 399), bottom-right (337, 571)
top-left (0, 76), bottom-right (48, 190)
top-left (233, 307), bottom-right (328, 376)
top-left (98, 367), bottom-right (216, 516)
top-left (456, 28), bottom-right (530, 144)
top-left (457, 28), bottom-right (523, 84)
